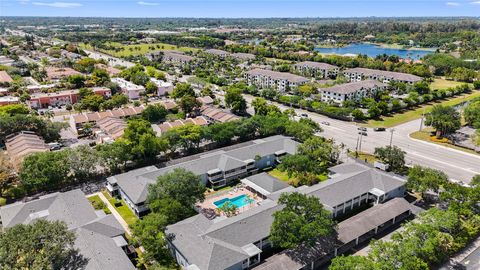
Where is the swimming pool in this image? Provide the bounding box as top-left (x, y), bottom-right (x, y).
top-left (214, 194), bottom-right (253, 208)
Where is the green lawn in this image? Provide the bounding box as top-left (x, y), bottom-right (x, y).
top-left (102, 190), bottom-right (138, 226)
top-left (268, 168), bottom-right (327, 186)
top-left (348, 151), bottom-right (377, 164)
top-left (365, 90), bottom-right (480, 128)
top-left (410, 128), bottom-right (479, 156)
top-left (430, 78), bottom-right (469, 90)
top-left (87, 195), bottom-right (111, 214)
top-left (81, 42), bottom-right (198, 58)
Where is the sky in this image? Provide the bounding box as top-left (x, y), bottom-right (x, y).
top-left (1, 0), bottom-right (480, 18)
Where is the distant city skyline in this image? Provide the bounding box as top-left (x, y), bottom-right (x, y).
top-left (2, 0), bottom-right (480, 18)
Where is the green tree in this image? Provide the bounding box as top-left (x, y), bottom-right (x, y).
top-left (164, 124), bottom-right (202, 152)
top-left (407, 165), bottom-right (449, 198)
top-left (252, 97), bottom-right (269, 116)
top-left (20, 151), bottom-right (70, 192)
top-left (67, 145), bottom-right (99, 182)
top-left (374, 145), bottom-right (406, 173)
top-left (367, 104), bottom-right (382, 119)
top-left (96, 140), bottom-right (132, 174)
top-left (142, 104), bottom-right (168, 123)
top-left (202, 121), bottom-right (238, 146)
top-left (351, 109), bottom-right (365, 121)
top-left (0, 220), bottom-right (87, 269)
top-left (218, 201), bottom-right (238, 217)
top-left (270, 192), bottom-right (335, 249)
top-left (145, 80), bottom-right (158, 95)
top-left (425, 105), bottom-right (461, 137)
top-left (67, 74), bottom-right (85, 88)
top-left (178, 95), bottom-right (201, 115)
top-left (171, 83), bottom-right (195, 99)
top-left (463, 100), bottom-right (480, 128)
top-left (90, 68), bottom-right (110, 86)
top-left (131, 213), bottom-right (171, 264)
top-left (329, 255), bottom-right (377, 270)
top-left (123, 119), bottom-right (165, 159)
top-left (200, 85), bottom-right (215, 98)
top-left (225, 87), bottom-right (247, 115)
top-left (80, 94), bottom-right (104, 111)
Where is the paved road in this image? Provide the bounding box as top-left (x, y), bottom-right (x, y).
top-left (242, 94), bottom-right (480, 183)
top-left (84, 49), bottom-right (135, 68)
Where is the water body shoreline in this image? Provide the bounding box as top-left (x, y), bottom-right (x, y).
top-left (315, 43), bottom-right (436, 59)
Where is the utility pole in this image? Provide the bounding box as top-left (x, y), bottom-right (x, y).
top-left (419, 108), bottom-right (426, 131)
top-left (359, 132), bottom-right (364, 153)
top-left (389, 128), bottom-right (395, 147)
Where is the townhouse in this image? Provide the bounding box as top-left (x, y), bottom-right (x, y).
top-left (111, 77), bottom-right (145, 100)
top-left (27, 87), bottom-right (111, 109)
top-left (0, 189), bottom-right (136, 270)
top-left (153, 116), bottom-right (209, 136)
top-left (95, 116), bottom-right (128, 143)
top-left (148, 51), bottom-right (196, 66)
top-left (232, 52), bottom-right (256, 62)
top-left (5, 131), bottom-right (50, 170)
top-left (106, 135), bottom-right (298, 216)
top-left (319, 80), bottom-right (387, 104)
top-left (205, 49), bottom-right (231, 58)
top-left (0, 96), bottom-right (19, 106)
top-left (343, 67), bottom-right (422, 85)
top-left (0, 70), bottom-right (13, 85)
top-left (45, 67), bottom-right (81, 81)
top-left (244, 69), bottom-right (309, 92)
top-left (200, 106), bottom-right (241, 123)
top-left (165, 161), bottom-right (410, 270)
top-left (293, 61), bottom-right (339, 79)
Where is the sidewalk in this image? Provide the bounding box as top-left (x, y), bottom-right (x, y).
top-left (87, 192), bottom-right (132, 235)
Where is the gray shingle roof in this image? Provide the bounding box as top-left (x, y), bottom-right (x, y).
top-left (0, 189), bottom-right (135, 270)
top-left (166, 161), bottom-right (407, 270)
top-left (243, 173), bottom-right (290, 194)
top-left (246, 69), bottom-right (309, 83)
top-left (319, 80), bottom-right (386, 95)
top-left (343, 67), bottom-right (422, 82)
top-left (294, 61), bottom-right (338, 70)
top-left (109, 136), bottom-right (299, 204)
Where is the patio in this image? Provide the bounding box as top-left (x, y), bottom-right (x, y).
top-left (197, 185), bottom-right (263, 218)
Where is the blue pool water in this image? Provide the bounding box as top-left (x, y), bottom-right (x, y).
top-left (314, 43), bottom-right (435, 60)
top-left (214, 194), bottom-right (253, 208)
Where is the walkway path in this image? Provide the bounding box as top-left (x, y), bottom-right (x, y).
top-left (87, 192), bottom-right (132, 235)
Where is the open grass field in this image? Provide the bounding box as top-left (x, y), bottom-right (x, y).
top-left (102, 190), bottom-right (138, 226)
top-left (268, 168), bottom-right (327, 186)
top-left (430, 78), bottom-right (470, 90)
top-left (80, 42), bottom-right (197, 58)
top-left (365, 90), bottom-right (480, 128)
top-left (348, 151), bottom-right (377, 164)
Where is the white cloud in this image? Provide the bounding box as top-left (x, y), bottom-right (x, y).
top-left (32, 2), bottom-right (82, 8)
top-left (18, 0), bottom-right (30, 5)
top-left (446, 2), bottom-right (460, 6)
top-left (137, 1), bottom-right (159, 6)
top-left (470, 1), bottom-right (480, 4)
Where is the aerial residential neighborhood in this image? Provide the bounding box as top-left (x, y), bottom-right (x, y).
top-left (0, 2), bottom-right (480, 270)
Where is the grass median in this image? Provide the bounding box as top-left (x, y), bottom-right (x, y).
top-left (410, 128), bottom-right (479, 156)
top-left (366, 90), bottom-right (480, 128)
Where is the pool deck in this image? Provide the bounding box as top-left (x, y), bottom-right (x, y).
top-left (197, 187), bottom-right (262, 216)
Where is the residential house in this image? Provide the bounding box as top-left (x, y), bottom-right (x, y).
top-left (95, 63), bottom-right (121, 76)
top-left (0, 71), bottom-right (13, 85)
top-left (0, 96), bottom-right (19, 106)
top-left (45, 67), bottom-right (81, 81)
top-left (111, 78), bottom-right (145, 100)
top-left (343, 68), bottom-right (422, 85)
top-left (0, 189), bottom-right (136, 270)
top-left (96, 117), bottom-right (128, 143)
top-left (200, 106), bottom-right (241, 123)
top-left (5, 131), bottom-right (50, 170)
top-left (148, 51), bottom-right (195, 66)
top-left (205, 49), bottom-right (230, 58)
top-left (153, 116), bottom-right (209, 136)
top-left (293, 61), bottom-right (339, 79)
top-left (106, 135), bottom-right (299, 216)
top-left (244, 69), bottom-right (309, 92)
top-left (196, 96), bottom-right (214, 106)
top-left (319, 80), bottom-right (386, 104)
top-left (232, 53), bottom-right (256, 61)
top-left (165, 161), bottom-right (409, 270)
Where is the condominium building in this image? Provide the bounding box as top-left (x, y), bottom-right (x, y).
top-left (111, 78), bottom-right (145, 99)
top-left (27, 87), bottom-right (111, 109)
top-left (0, 189), bottom-right (136, 270)
top-left (150, 78), bottom-right (174, 96)
top-left (244, 69), bottom-right (309, 92)
top-left (5, 131), bottom-right (50, 170)
top-left (343, 68), bottom-right (422, 84)
top-left (232, 52), bottom-right (256, 61)
top-left (106, 135), bottom-right (298, 216)
top-left (165, 161), bottom-right (410, 270)
top-left (319, 80), bottom-right (387, 104)
top-left (293, 61), bottom-right (339, 79)
top-left (205, 49), bottom-right (230, 58)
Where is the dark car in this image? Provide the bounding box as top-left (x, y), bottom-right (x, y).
top-left (358, 131), bottom-right (367, 136)
top-left (374, 127), bottom-right (386, 132)
top-left (358, 127), bottom-right (367, 132)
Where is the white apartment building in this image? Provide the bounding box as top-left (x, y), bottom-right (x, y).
top-left (319, 80), bottom-right (386, 104)
top-left (111, 77), bottom-right (145, 100)
top-left (343, 68), bottom-right (422, 85)
top-left (293, 61), bottom-right (339, 78)
top-left (244, 69), bottom-right (309, 92)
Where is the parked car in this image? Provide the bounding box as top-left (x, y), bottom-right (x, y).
top-left (47, 142), bottom-right (62, 151)
top-left (321, 121), bottom-right (330, 126)
top-left (358, 131), bottom-right (368, 136)
top-left (358, 127), bottom-right (367, 131)
top-left (374, 127), bottom-right (386, 132)
top-left (300, 113), bottom-right (309, 118)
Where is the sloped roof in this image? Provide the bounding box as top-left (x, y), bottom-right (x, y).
top-left (246, 69), bottom-right (309, 83)
top-left (243, 173), bottom-right (290, 195)
top-left (0, 189), bottom-right (135, 270)
top-left (343, 67), bottom-right (422, 82)
top-left (319, 80), bottom-right (386, 95)
top-left (294, 61), bottom-right (338, 70)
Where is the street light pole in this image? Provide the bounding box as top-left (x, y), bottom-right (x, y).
top-left (389, 128), bottom-right (395, 147)
top-left (419, 108), bottom-right (426, 131)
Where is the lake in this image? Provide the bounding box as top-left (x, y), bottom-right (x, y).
top-left (314, 43), bottom-right (435, 60)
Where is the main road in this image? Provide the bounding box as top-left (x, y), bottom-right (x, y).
top-left (241, 94), bottom-right (480, 183)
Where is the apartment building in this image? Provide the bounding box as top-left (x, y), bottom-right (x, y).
top-left (244, 69), bottom-right (309, 92)
top-left (150, 78), bottom-right (174, 96)
top-left (293, 61), bottom-right (339, 79)
top-left (0, 189), bottom-right (136, 270)
top-left (0, 96), bottom-right (19, 106)
top-left (27, 87), bottom-right (111, 109)
top-left (0, 71), bottom-right (13, 85)
top-left (200, 106), bottom-right (241, 123)
top-left (111, 77), bottom-right (145, 99)
top-left (106, 135), bottom-right (298, 216)
top-left (232, 52), bottom-right (256, 61)
top-left (343, 67), bottom-right (422, 85)
top-left (319, 80), bottom-right (387, 104)
top-left (153, 116), bottom-right (209, 136)
top-left (165, 161), bottom-right (410, 270)
top-left (45, 67), bottom-right (81, 81)
top-left (5, 131), bottom-right (50, 170)
top-left (205, 49), bottom-right (231, 58)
